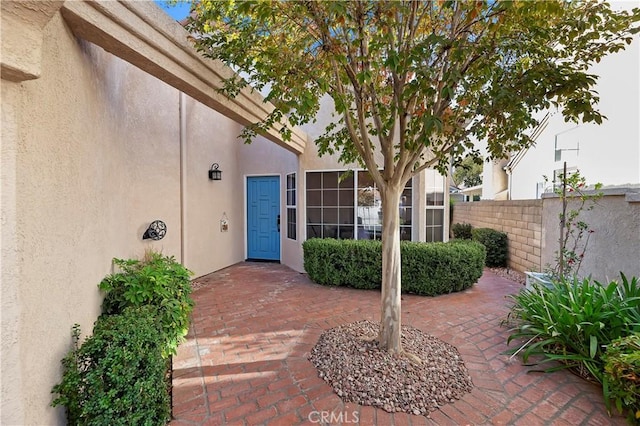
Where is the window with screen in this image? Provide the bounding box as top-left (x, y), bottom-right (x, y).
top-left (306, 170), bottom-right (413, 241)
top-left (306, 171), bottom-right (355, 239)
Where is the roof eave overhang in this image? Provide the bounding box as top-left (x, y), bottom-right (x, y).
top-left (60, 0), bottom-right (307, 155)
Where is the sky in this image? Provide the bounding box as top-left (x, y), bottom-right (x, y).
top-left (155, 1), bottom-right (191, 21)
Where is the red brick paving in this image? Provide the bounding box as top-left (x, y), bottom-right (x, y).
top-left (171, 262), bottom-right (624, 425)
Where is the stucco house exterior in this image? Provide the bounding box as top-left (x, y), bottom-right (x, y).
top-left (1, 2), bottom-right (449, 424)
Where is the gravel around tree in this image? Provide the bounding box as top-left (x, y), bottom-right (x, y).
top-left (488, 267), bottom-right (526, 286)
top-left (309, 320), bottom-right (473, 417)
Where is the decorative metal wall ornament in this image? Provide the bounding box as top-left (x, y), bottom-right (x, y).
top-left (208, 163), bottom-right (222, 181)
top-left (142, 220), bottom-right (167, 241)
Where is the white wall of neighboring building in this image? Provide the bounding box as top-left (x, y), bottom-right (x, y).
top-left (476, 1), bottom-right (640, 201)
top-left (505, 25), bottom-right (639, 200)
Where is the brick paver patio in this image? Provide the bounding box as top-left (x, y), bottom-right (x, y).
top-left (170, 262), bottom-right (623, 425)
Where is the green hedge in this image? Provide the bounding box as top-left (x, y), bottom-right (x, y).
top-left (52, 306), bottom-right (170, 425)
top-left (471, 228), bottom-right (508, 267)
top-left (303, 239), bottom-right (485, 296)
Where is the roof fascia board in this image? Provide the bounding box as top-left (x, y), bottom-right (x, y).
top-left (505, 112), bottom-right (551, 172)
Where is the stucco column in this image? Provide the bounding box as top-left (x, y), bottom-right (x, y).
top-left (443, 172), bottom-right (451, 242)
top-left (1, 1), bottom-right (65, 82)
top-left (414, 171), bottom-right (427, 242)
top-left (1, 5), bottom-right (64, 418)
top-left (1, 82), bottom-right (25, 425)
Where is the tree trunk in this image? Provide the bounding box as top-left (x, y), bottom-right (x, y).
top-left (378, 185), bottom-right (403, 354)
top-left (559, 161), bottom-right (567, 278)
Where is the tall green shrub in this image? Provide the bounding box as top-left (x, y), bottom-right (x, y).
top-left (303, 239), bottom-right (485, 296)
top-left (51, 306), bottom-right (170, 426)
top-left (99, 251), bottom-right (194, 356)
top-left (471, 227), bottom-right (508, 267)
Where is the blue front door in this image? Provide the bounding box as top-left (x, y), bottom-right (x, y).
top-left (247, 176), bottom-right (280, 261)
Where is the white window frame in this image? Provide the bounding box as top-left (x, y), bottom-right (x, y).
top-left (286, 172), bottom-right (297, 240)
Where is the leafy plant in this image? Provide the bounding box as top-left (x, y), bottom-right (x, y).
top-left (452, 155), bottom-right (483, 188)
top-left (544, 165), bottom-right (603, 279)
top-left (51, 306), bottom-right (171, 425)
top-left (507, 274), bottom-right (640, 384)
top-left (471, 228), bottom-right (508, 267)
top-left (451, 223), bottom-right (473, 240)
top-left (603, 333), bottom-right (640, 424)
top-left (99, 251), bottom-right (194, 356)
top-left (303, 239), bottom-right (485, 296)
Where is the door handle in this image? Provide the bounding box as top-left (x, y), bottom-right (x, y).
top-left (277, 214), bottom-right (280, 232)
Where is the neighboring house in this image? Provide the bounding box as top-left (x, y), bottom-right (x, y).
top-left (456, 184), bottom-right (483, 202)
top-left (466, 3), bottom-right (639, 283)
top-left (1, 2), bottom-right (448, 424)
top-left (481, 8), bottom-right (639, 200)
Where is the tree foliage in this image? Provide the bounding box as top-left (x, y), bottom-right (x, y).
top-left (189, 1), bottom-right (638, 182)
top-left (452, 155), bottom-right (483, 188)
top-left (187, 0), bottom-right (639, 352)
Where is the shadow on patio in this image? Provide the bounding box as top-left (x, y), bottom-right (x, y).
top-left (170, 262), bottom-right (622, 425)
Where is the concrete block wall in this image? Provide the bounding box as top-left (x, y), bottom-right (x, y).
top-left (452, 200), bottom-right (543, 273)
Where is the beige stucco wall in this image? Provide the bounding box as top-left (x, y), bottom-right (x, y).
top-left (298, 95), bottom-right (380, 171)
top-left (0, 12), bottom-right (248, 424)
top-left (183, 95), bottom-right (246, 277)
top-left (541, 188), bottom-right (640, 282)
top-left (237, 136), bottom-right (300, 269)
top-left (1, 1), bottom-right (64, 81)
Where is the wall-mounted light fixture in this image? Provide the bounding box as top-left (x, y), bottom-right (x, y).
top-left (209, 163), bottom-right (222, 181)
top-left (143, 220), bottom-right (167, 241)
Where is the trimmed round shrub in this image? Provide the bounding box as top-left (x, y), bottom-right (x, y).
top-left (451, 222), bottom-right (473, 240)
top-left (303, 238), bottom-right (486, 296)
top-left (401, 240), bottom-right (486, 295)
top-left (471, 228), bottom-right (508, 267)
